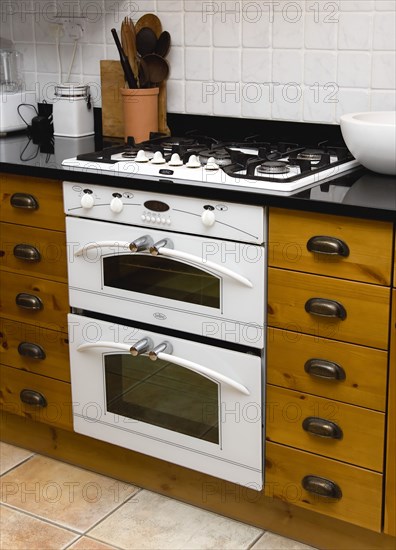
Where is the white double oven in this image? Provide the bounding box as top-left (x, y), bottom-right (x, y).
top-left (64, 181), bottom-right (266, 489)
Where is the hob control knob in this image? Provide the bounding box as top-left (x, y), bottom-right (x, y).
top-left (81, 192), bottom-right (94, 209)
top-left (110, 196), bottom-right (124, 213)
top-left (201, 209), bottom-right (216, 227)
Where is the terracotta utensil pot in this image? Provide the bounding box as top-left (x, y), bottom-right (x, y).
top-left (120, 87), bottom-right (159, 143)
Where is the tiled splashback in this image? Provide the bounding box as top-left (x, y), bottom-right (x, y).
top-left (2, 0), bottom-right (395, 124)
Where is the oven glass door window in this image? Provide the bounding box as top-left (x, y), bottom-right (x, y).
top-left (103, 255), bottom-right (220, 309)
top-left (105, 354), bottom-right (219, 444)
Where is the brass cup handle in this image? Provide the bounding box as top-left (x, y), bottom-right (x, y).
top-left (304, 358), bottom-right (346, 381)
top-left (305, 298), bottom-right (347, 320)
top-left (307, 236), bottom-right (349, 257)
top-left (15, 293), bottom-right (43, 311)
top-left (302, 475), bottom-right (342, 500)
top-left (13, 244), bottom-right (41, 262)
top-left (302, 416), bottom-right (343, 440)
top-left (18, 342), bottom-right (46, 360)
top-left (20, 389), bottom-right (47, 408)
top-left (10, 193), bottom-right (39, 210)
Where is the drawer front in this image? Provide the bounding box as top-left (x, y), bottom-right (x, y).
top-left (265, 441), bottom-right (382, 532)
top-left (268, 267), bottom-right (390, 349)
top-left (0, 317), bottom-right (70, 382)
top-left (0, 271), bottom-right (69, 332)
top-left (267, 327), bottom-right (387, 411)
top-left (0, 175), bottom-right (64, 231)
top-left (0, 222), bottom-right (67, 282)
top-left (266, 385), bottom-right (385, 471)
top-left (0, 364), bottom-right (72, 431)
top-left (269, 208), bottom-right (393, 285)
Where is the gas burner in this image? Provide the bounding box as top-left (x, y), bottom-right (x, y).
top-left (199, 148), bottom-right (232, 166)
top-left (257, 161), bottom-right (290, 174)
top-left (121, 149), bottom-right (139, 159)
top-left (160, 137), bottom-right (196, 148)
top-left (297, 149), bottom-right (324, 161)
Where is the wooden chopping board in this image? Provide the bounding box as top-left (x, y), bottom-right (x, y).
top-left (100, 60), bottom-right (125, 138)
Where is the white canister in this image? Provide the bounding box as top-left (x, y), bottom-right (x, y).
top-left (53, 83), bottom-right (94, 137)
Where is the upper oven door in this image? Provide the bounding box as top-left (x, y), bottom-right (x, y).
top-left (68, 314), bottom-right (263, 489)
top-left (66, 217), bottom-right (265, 347)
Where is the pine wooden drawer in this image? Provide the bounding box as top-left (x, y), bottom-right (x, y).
top-left (0, 317), bottom-right (70, 382)
top-left (268, 208), bottom-right (393, 285)
top-left (266, 385), bottom-right (385, 471)
top-left (0, 175), bottom-right (64, 231)
top-left (267, 327), bottom-right (387, 411)
top-left (268, 267), bottom-right (390, 349)
top-left (0, 364), bottom-right (72, 431)
top-left (0, 222), bottom-right (67, 282)
top-left (265, 441), bottom-right (382, 532)
top-left (0, 271), bottom-right (69, 332)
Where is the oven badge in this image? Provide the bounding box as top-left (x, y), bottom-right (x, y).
top-left (153, 312), bottom-right (167, 321)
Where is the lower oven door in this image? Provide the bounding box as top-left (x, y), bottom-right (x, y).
top-left (66, 217), bottom-right (265, 348)
top-left (68, 314), bottom-right (263, 489)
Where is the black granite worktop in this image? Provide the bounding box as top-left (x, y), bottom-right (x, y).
top-left (1, 116), bottom-right (395, 222)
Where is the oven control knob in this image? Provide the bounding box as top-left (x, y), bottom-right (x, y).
top-left (110, 196), bottom-right (124, 213)
top-left (80, 192), bottom-right (94, 209)
top-left (201, 209), bottom-right (216, 227)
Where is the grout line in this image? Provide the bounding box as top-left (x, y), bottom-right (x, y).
top-left (0, 501), bottom-right (83, 536)
top-left (0, 453), bottom-right (36, 478)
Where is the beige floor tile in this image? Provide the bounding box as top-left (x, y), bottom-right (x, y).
top-left (0, 442), bottom-right (34, 475)
top-left (251, 531), bottom-right (317, 550)
top-left (0, 455), bottom-right (139, 533)
top-left (89, 489), bottom-right (263, 550)
top-left (67, 536), bottom-right (119, 549)
top-left (0, 504), bottom-right (78, 550)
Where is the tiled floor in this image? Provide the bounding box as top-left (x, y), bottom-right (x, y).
top-left (0, 442), bottom-right (316, 550)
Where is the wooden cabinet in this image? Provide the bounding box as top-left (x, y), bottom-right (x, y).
top-left (267, 207), bottom-right (394, 531)
top-left (0, 174), bottom-right (71, 430)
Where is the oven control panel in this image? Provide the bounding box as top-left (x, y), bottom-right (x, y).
top-left (63, 182), bottom-right (266, 244)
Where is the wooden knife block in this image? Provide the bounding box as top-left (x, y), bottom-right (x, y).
top-left (100, 60), bottom-right (170, 139)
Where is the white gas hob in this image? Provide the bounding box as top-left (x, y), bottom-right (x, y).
top-left (61, 136), bottom-right (360, 195)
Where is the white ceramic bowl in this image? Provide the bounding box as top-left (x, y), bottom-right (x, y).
top-left (340, 111), bottom-right (396, 175)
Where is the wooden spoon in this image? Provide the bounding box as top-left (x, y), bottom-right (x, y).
top-left (123, 17), bottom-right (139, 85)
top-left (136, 27), bottom-right (157, 57)
top-left (143, 54), bottom-right (169, 86)
top-left (135, 13), bottom-right (162, 38)
top-left (155, 31), bottom-right (171, 58)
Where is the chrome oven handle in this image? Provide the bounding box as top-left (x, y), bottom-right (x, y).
top-left (154, 350), bottom-right (251, 396)
top-left (74, 241), bottom-right (131, 257)
top-left (151, 246), bottom-right (254, 289)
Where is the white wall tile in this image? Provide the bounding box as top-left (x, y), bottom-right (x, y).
top-left (167, 47), bottom-right (184, 80)
top-left (242, 50), bottom-right (271, 83)
top-left (335, 88), bottom-right (370, 121)
top-left (213, 83), bottom-right (242, 117)
top-left (213, 49), bottom-right (240, 82)
top-left (273, 11), bottom-right (304, 49)
top-left (167, 79), bottom-right (185, 112)
top-left (272, 51), bottom-right (303, 84)
top-left (374, 0), bottom-right (396, 9)
top-left (304, 12), bottom-right (338, 50)
top-left (338, 13), bottom-right (372, 50)
top-left (338, 52), bottom-right (371, 87)
top-left (241, 84), bottom-right (272, 119)
top-left (371, 90), bottom-right (396, 110)
top-left (12, 13), bottom-right (35, 42)
top-left (303, 85), bottom-right (336, 122)
top-left (339, 1), bottom-right (374, 10)
top-left (304, 52), bottom-right (337, 86)
top-left (271, 85), bottom-right (303, 121)
top-left (242, 16), bottom-right (270, 48)
top-left (185, 81), bottom-right (213, 114)
top-left (213, 14), bottom-right (240, 47)
top-left (157, 1), bottom-right (183, 11)
top-left (82, 44), bottom-right (105, 75)
top-left (373, 13), bottom-right (396, 50)
top-left (185, 48), bottom-right (212, 81)
top-left (157, 13), bottom-right (184, 47)
top-left (372, 52), bottom-right (396, 88)
top-left (184, 13), bottom-right (211, 46)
